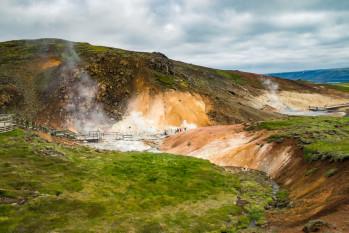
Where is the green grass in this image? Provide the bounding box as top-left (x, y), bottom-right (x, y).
top-left (275, 190), bottom-right (289, 204)
top-left (254, 116), bottom-right (349, 161)
top-left (324, 168), bottom-right (338, 177)
top-left (305, 167), bottom-right (319, 176)
top-left (154, 71), bottom-right (176, 87)
top-left (216, 70), bottom-right (245, 85)
top-left (328, 83), bottom-right (349, 92)
top-left (0, 41), bottom-right (38, 64)
top-left (0, 129), bottom-right (273, 232)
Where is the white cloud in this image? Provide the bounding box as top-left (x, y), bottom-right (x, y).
top-left (271, 12), bottom-right (329, 28)
top-left (0, 0), bottom-right (348, 73)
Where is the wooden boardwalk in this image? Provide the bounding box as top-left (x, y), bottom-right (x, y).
top-left (75, 131), bottom-right (103, 142)
top-left (0, 114), bottom-right (16, 133)
top-left (309, 102), bottom-right (349, 111)
top-left (5, 115), bottom-right (186, 143)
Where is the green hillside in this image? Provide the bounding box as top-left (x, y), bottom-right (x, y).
top-left (1, 39), bottom-right (328, 125)
top-left (0, 129), bottom-right (273, 233)
top-left (253, 116), bottom-right (349, 161)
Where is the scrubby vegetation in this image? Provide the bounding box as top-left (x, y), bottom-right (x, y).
top-left (0, 129), bottom-right (273, 232)
top-left (329, 82), bottom-right (349, 93)
top-left (324, 168), bottom-right (338, 177)
top-left (254, 116), bottom-right (349, 161)
top-left (305, 167), bottom-right (319, 176)
top-left (274, 189), bottom-right (289, 208)
top-left (215, 70), bottom-right (245, 85)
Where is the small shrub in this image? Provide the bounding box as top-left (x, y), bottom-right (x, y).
top-left (55, 191), bottom-right (62, 196)
top-left (236, 215), bottom-right (250, 229)
top-left (274, 189), bottom-right (289, 208)
top-left (267, 135), bottom-right (284, 143)
top-left (303, 219), bottom-right (328, 233)
top-left (305, 168), bottom-right (318, 176)
top-left (324, 168), bottom-right (338, 177)
top-left (248, 207), bottom-right (264, 225)
top-left (155, 72), bottom-right (175, 86)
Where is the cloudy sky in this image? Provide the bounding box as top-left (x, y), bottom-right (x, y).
top-left (1, 0), bottom-right (349, 73)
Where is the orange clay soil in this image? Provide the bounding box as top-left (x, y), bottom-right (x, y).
top-left (126, 87), bottom-right (212, 128)
top-left (160, 125), bottom-right (291, 177)
top-left (39, 57), bottom-right (61, 70)
top-left (160, 126), bottom-right (349, 232)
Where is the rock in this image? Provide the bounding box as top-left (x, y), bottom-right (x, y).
top-left (119, 59), bottom-right (128, 66)
top-left (236, 196), bottom-right (249, 207)
top-left (303, 219), bottom-right (329, 233)
top-left (35, 147), bottom-right (65, 157)
top-left (148, 52), bottom-right (174, 75)
top-left (17, 198), bottom-right (27, 205)
top-left (0, 196), bottom-right (17, 204)
top-left (327, 130), bottom-right (336, 135)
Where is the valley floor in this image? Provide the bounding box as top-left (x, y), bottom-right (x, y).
top-left (161, 116), bottom-right (349, 233)
top-left (0, 129), bottom-right (274, 233)
top-left (1, 116), bottom-right (348, 233)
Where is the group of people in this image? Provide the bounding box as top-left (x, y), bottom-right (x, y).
top-left (163, 127), bottom-right (188, 136)
top-left (175, 127), bottom-right (187, 133)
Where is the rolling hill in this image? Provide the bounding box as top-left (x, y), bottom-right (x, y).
top-left (269, 67), bottom-right (349, 84)
top-left (1, 39), bottom-right (349, 233)
top-left (1, 38), bottom-right (348, 131)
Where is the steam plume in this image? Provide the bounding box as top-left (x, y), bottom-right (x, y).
top-left (62, 42), bottom-right (111, 133)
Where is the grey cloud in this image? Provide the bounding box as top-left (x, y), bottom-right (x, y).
top-left (0, 0), bottom-right (348, 73)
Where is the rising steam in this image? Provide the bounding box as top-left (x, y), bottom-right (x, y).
top-left (262, 79), bottom-right (289, 111)
top-left (262, 79), bottom-right (333, 116)
top-left (62, 42), bottom-right (112, 133)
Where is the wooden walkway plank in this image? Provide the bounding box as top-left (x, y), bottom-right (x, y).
top-left (0, 114), bottom-right (15, 133)
top-left (309, 102), bottom-right (349, 111)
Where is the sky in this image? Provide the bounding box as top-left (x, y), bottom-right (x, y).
top-left (1, 0), bottom-right (349, 73)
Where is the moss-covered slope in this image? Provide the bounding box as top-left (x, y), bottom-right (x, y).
top-left (0, 129), bottom-right (273, 232)
top-left (252, 116), bottom-right (349, 161)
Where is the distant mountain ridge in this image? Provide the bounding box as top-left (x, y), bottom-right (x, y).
top-left (269, 67), bottom-right (349, 83)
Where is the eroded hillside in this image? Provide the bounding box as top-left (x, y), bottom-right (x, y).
top-left (1, 39), bottom-right (349, 233)
top-left (161, 117), bottom-right (349, 232)
top-left (1, 39), bottom-right (348, 130)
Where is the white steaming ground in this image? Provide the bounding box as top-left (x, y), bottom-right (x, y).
top-left (60, 43), bottom-right (199, 152)
top-left (60, 44), bottom-right (163, 152)
top-left (87, 135), bottom-right (158, 152)
top-left (262, 79), bottom-right (289, 111)
top-left (262, 79), bottom-right (337, 116)
top-left (111, 111), bottom-right (159, 134)
top-left (111, 111), bottom-right (197, 135)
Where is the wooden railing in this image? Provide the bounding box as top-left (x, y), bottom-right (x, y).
top-left (1, 114), bottom-right (186, 142)
top-left (0, 114), bottom-right (16, 133)
top-left (309, 102), bottom-right (349, 111)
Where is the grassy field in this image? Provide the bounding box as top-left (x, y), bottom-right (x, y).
top-left (253, 116), bottom-right (349, 161)
top-left (0, 129), bottom-right (273, 233)
top-left (215, 70), bottom-right (245, 85)
top-left (328, 83), bottom-right (349, 92)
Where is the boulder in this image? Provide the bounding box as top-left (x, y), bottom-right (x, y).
top-left (303, 219), bottom-right (329, 233)
top-left (148, 52), bottom-right (174, 75)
